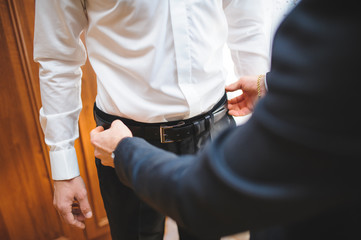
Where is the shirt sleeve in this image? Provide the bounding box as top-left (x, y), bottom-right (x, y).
top-left (223, 0), bottom-right (271, 77)
top-left (33, 0), bottom-right (88, 180)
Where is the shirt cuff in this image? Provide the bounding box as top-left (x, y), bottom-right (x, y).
top-left (264, 74), bottom-right (269, 91)
top-left (49, 148), bottom-right (80, 180)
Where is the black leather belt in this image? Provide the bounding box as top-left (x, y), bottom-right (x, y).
top-left (94, 93), bottom-right (228, 143)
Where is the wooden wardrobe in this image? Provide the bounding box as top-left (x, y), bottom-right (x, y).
top-left (0, 0), bottom-right (111, 239)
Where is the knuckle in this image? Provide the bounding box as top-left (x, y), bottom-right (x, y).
top-left (81, 206), bottom-right (90, 212)
top-left (57, 204), bottom-right (67, 212)
top-left (101, 160), bottom-right (108, 166)
top-left (76, 189), bottom-right (88, 200)
top-left (90, 135), bottom-right (96, 144)
top-left (94, 150), bottom-right (99, 158)
top-left (68, 219), bottom-right (77, 226)
top-left (53, 201), bottom-right (61, 209)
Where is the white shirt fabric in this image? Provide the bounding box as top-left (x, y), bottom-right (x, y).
top-left (33, 0), bottom-right (271, 180)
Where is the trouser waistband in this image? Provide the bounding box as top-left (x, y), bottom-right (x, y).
top-left (93, 93), bottom-right (228, 143)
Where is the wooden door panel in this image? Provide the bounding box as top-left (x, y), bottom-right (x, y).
top-left (0, 0), bottom-right (111, 239)
top-left (0, 1), bottom-right (65, 238)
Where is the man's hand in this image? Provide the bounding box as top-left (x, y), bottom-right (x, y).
top-left (53, 176), bottom-right (92, 229)
top-left (90, 120), bottom-right (133, 168)
top-left (225, 75), bottom-right (266, 116)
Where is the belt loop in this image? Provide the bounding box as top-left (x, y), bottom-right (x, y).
top-left (204, 115), bottom-right (213, 131)
top-left (208, 113), bottom-right (216, 140)
top-left (193, 121), bottom-right (201, 135)
top-left (210, 113), bottom-right (215, 128)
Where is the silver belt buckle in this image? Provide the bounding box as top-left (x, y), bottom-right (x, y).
top-left (160, 121), bottom-right (185, 143)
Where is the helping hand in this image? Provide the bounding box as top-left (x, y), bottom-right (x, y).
top-left (225, 75), bottom-right (266, 116)
top-left (90, 120), bottom-right (133, 168)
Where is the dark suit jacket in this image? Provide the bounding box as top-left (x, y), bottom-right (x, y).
top-left (113, 0), bottom-right (361, 239)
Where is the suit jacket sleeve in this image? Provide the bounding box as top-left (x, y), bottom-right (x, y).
top-left (114, 0), bottom-right (361, 238)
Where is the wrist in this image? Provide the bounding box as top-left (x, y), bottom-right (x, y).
top-left (113, 136), bottom-right (133, 159)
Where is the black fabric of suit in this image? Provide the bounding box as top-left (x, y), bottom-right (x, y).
top-left (112, 0), bottom-right (361, 239)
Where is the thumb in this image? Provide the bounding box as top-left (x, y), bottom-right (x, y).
top-left (90, 126), bottom-right (105, 146)
top-left (111, 119), bottom-right (122, 127)
top-left (225, 81), bottom-right (241, 92)
top-left (111, 119), bottom-right (127, 129)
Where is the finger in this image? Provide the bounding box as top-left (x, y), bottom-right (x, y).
top-left (228, 105), bottom-right (242, 114)
top-left (225, 81), bottom-right (241, 92)
top-left (90, 126), bottom-right (104, 138)
top-left (228, 101), bottom-right (248, 113)
top-left (228, 95), bottom-right (245, 104)
top-left (75, 213), bottom-right (85, 222)
top-left (101, 159), bottom-right (111, 167)
top-left (228, 109), bottom-right (244, 117)
top-left (76, 192), bottom-right (93, 219)
top-left (101, 156), bottom-right (115, 168)
top-left (228, 110), bottom-right (237, 117)
top-left (57, 202), bottom-right (85, 229)
top-left (94, 148), bottom-right (100, 158)
top-left (230, 108), bottom-right (252, 117)
top-left (90, 126), bottom-right (105, 147)
top-left (63, 212), bottom-right (85, 229)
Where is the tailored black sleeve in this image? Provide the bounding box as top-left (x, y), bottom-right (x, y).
top-left (114, 117), bottom-right (359, 238)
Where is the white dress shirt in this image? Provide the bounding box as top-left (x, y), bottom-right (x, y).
top-left (33, 0), bottom-right (270, 180)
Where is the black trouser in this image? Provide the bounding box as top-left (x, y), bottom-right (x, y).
top-left (94, 94), bottom-right (235, 240)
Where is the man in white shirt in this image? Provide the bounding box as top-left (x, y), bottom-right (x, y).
top-left (33, 0), bottom-right (270, 239)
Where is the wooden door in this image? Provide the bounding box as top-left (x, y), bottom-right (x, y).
top-left (0, 0), bottom-right (111, 239)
